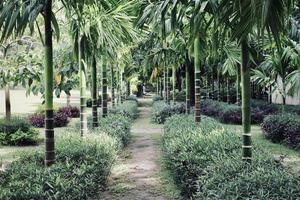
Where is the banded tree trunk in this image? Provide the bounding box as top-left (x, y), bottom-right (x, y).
top-left (66, 94), bottom-right (71, 106)
top-left (111, 66), bottom-right (115, 108)
top-left (236, 66), bottom-right (241, 105)
top-left (102, 57), bottom-right (108, 117)
top-left (44, 0), bottom-right (55, 166)
top-left (160, 77), bottom-right (163, 97)
top-left (163, 65), bottom-right (167, 102)
top-left (227, 78), bottom-right (230, 104)
top-left (91, 57), bottom-right (98, 128)
top-left (185, 60), bottom-right (190, 114)
top-left (172, 65), bottom-right (176, 103)
top-left (127, 80), bottom-right (130, 97)
top-left (217, 70), bottom-right (221, 101)
top-left (269, 85), bottom-right (272, 104)
top-left (194, 35), bottom-right (201, 122)
top-left (5, 86), bottom-right (11, 121)
top-left (241, 39), bottom-right (252, 162)
top-left (79, 34), bottom-right (87, 137)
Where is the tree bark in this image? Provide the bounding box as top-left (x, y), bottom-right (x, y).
top-left (185, 59), bottom-right (191, 114)
top-left (44, 0), bottom-right (55, 166)
top-left (236, 66), bottom-right (241, 105)
top-left (227, 78), bottom-right (230, 104)
top-left (66, 94), bottom-right (71, 107)
top-left (172, 65), bottom-right (176, 103)
top-left (91, 57), bottom-right (98, 127)
top-left (79, 34), bottom-right (87, 137)
top-left (5, 86), bottom-right (11, 121)
top-left (194, 35), bottom-right (201, 122)
top-left (111, 66), bottom-right (115, 108)
top-left (102, 57), bottom-right (108, 117)
top-left (241, 39), bottom-right (252, 162)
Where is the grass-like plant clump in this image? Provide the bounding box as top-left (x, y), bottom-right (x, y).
top-left (151, 100), bottom-right (185, 124)
top-left (109, 100), bottom-right (139, 119)
top-left (0, 132), bottom-right (119, 200)
top-left (162, 115), bottom-right (300, 199)
top-left (0, 117), bottom-right (39, 146)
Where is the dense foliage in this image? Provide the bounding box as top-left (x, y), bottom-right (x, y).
top-left (0, 117), bottom-right (39, 145)
top-left (162, 115), bottom-right (300, 199)
top-left (0, 132), bottom-right (118, 200)
top-left (109, 100), bottom-right (139, 120)
top-left (262, 114), bottom-right (300, 149)
top-left (152, 100), bottom-right (186, 124)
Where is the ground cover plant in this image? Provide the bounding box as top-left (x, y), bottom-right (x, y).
top-left (0, 132), bottom-right (118, 200)
top-left (162, 115), bottom-right (300, 199)
top-left (109, 100), bottom-right (139, 120)
top-left (262, 114), bottom-right (300, 149)
top-left (0, 117), bottom-right (39, 146)
top-left (151, 100), bottom-right (186, 124)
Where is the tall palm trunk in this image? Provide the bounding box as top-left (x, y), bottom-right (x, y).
top-left (79, 34), bottom-right (87, 136)
top-left (102, 57), bottom-right (108, 117)
top-left (172, 65), bottom-right (176, 103)
top-left (167, 67), bottom-right (170, 104)
top-left (120, 71), bottom-right (124, 103)
top-left (126, 80), bottom-right (130, 97)
top-left (160, 77), bottom-right (163, 97)
top-left (111, 66), bottom-right (115, 107)
top-left (44, 0), bottom-right (55, 166)
top-left (91, 57), bottom-right (98, 127)
top-left (163, 65), bottom-right (167, 102)
top-left (217, 70), bottom-right (221, 101)
top-left (194, 35), bottom-right (201, 122)
top-left (66, 94), bottom-right (71, 106)
top-left (5, 86), bottom-right (11, 121)
top-left (185, 61), bottom-right (190, 114)
top-left (226, 78), bottom-right (230, 104)
top-left (269, 85), bottom-right (272, 104)
top-left (241, 39), bottom-right (252, 162)
top-left (236, 66), bottom-right (241, 105)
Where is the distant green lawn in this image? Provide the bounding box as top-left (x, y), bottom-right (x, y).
top-left (225, 124), bottom-right (300, 172)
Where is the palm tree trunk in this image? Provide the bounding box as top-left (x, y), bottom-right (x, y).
top-left (5, 86), bottom-right (11, 121)
top-left (236, 66), bottom-right (241, 105)
top-left (185, 61), bottom-right (190, 114)
top-left (227, 78), bottom-right (230, 104)
top-left (194, 35), bottom-right (201, 122)
top-left (172, 65), bottom-right (176, 103)
top-left (120, 71), bottom-right (124, 103)
top-left (217, 70), bottom-right (221, 101)
top-left (92, 57), bottom-right (98, 127)
top-left (111, 66), bottom-right (115, 108)
top-left (160, 77), bottom-right (163, 97)
top-left (66, 94), bottom-right (71, 106)
top-left (102, 57), bottom-right (108, 117)
top-left (211, 73), bottom-right (215, 100)
top-left (127, 80), bottom-right (130, 97)
top-left (44, 0), bottom-right (55, 166)
top-left (163, 65), bottom-right (167, 102)
top-left (241, 39), bottom-right (252, 162)
top-left (79, 34), bottom-right (87, 137)
top-left (167, 68), bottom-right (170, 104)
top-left (269, 85), bottom-right (272, 104)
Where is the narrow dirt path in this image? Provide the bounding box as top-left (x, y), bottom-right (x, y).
top-left (96, 98), bottom-right (172, 200)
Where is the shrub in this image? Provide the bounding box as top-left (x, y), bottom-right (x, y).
top-left (58, 106), bottom-right (71, 117)
top-left (152, 101), bottom-right (186, 124)
top-left (0, 132), bottom-right (118, 200)
top-left (0, 117), bottom-right (38, 146)
top-left (162, 115), bottom-right (300, 199)
top-left (29, 112), bottom-right (69, 128)
top-left (69, 106), bottom-right (80, 118)
top-left (109, 100), bottom-right (138, 119)
top-left (152, 95), bottom-right (163, 102)
top-left (125, 95), bottom-right (138, 103)
top-left (262, 114), bottom-right (300, 148)
top-left (54, 112), bottom-right (69, 127)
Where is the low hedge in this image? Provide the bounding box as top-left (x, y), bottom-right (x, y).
top-left (201, 99), bottom-right (281, 124)
top-left (29, 112), bottom-right (69, 128)
top-left (262, 114), bottom-right (300, 149)
top-left (0, 132), bottom-right (118, 200)
top-left (152, 95), bottom-right (163, 102)
top-left (109, 100), bottom-right (138, 120)
top-left (0, 117), bottom-right (39, 146)
top-left (162, 115), bottom-right (300, 199)
top-left (151, 100), bottom-right (186, 124)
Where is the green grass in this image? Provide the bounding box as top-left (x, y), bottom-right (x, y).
top-left (225, 124), bottom-right (300, 172)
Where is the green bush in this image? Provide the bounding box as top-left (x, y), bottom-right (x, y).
top-left (152, 95), bottom-right (163, 102)
top-left (152, 101), bottom-right (186, 124)
top-left (0, 117), bottom-right (39, 146)
top-left (109, 100), bottom-right (138, 119)
top-left (262, 114), bottom-right (300, 148)
top-left (0, 132), bottom-right (118, 200)
top-left (125, 95), bottom-right (138, 103)
top-left (162, 115), bottom-right (300, 199)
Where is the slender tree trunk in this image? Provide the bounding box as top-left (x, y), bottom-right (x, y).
top-left (241, 39), bottom-right (252, 162)
top-left (127, 80), bottom-right (130, 97)
top-left (172, 65), bottom-right (176, 103)
top-left (44, 0), bottom-right (55, 166)
top-left (227, 78), bottom-right (230, 104)
top-left (167, 67), bottom-right (170, 104)
top-left (206, 74), bottom-right (209, 99)
top-left (211, 73), bottom-right (215, 100)
top-left (66, 94), bottom-right (71, 106)
top-left (236, 66), bottom-right (241, 105)
top-left (111, 66), bottom-right (115, 108)
top-left (79, 35), bottom-right (87, 137)
top-left (92, 57), bottom-right (98, 127)
top-left (102, 57), bottom-right (108, 117)
top-left (217, 70), bottom-right (221, 101)
top-left (185, 61), bottom-right (191, 114)
top-left (120, 71), bottom-right (124, 103)
top-left (5, 86), bottom-right (11, 121)
top-left (269, 85), bottom-right (272, 104)
top-left (282, 76), bottom-right (286, 112)
top-left (160, 77), bottom-right (163, 97)
top-left (163, 65), bottom-right (167, 102)
top-left (194, 35), bottom-right (201, 122)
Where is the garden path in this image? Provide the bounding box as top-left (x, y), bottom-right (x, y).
top-left (97, 98), bottom-right (170, 200)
